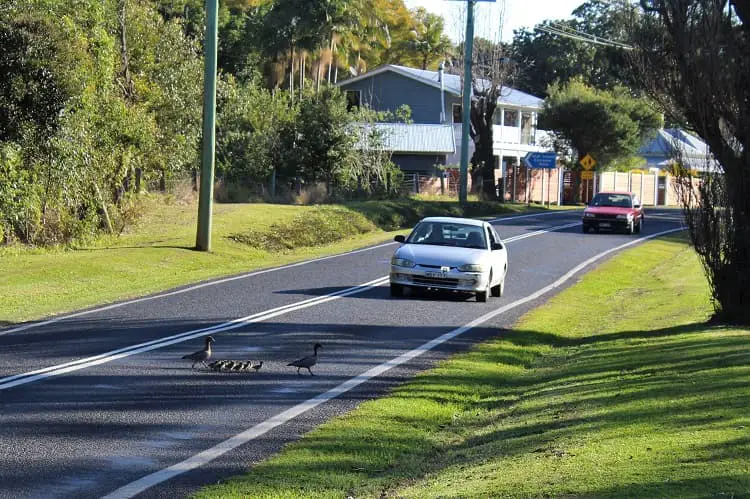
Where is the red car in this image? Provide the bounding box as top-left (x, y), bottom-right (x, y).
top-left (582, 191), bottom-right (644, 234)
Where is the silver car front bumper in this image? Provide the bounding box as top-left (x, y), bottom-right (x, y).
top-left (390, 266), bottom-right (489, 293)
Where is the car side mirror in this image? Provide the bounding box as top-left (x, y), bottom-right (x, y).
top-left (394, 235), bottom-right (406, 243)
top-left (491, 242), bottom-right (504, 251)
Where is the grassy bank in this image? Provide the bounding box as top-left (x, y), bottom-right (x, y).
top-left (0, 195), bottom-right (543, 325)
top-left (195, 234), bottom-right (750, 499)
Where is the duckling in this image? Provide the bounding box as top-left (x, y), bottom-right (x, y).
top-left (251, 361), bottom-right (264, 372)
top-left (287, 343), bottom-right (322, 376)
top-left (181, 336), bottom-right (215, 369)
top-left (208, 360), bottom-right (226, 371)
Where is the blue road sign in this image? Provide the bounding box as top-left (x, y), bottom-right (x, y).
top-left (524, 152), bottom-right (557, 169)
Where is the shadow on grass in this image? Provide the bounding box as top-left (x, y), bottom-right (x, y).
top-left (213, 320), bottom-right (749, 498)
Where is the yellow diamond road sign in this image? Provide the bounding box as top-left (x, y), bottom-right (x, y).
top-left (580, 154), bottom-right (596, 170)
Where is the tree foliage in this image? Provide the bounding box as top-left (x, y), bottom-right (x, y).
top-left (540, 79), bottom-right (661, 167)
top-left (631, 0), bottom-right (750, 324)
top-left (0, 0), bottom-right (202, 244)
top-left (511, 0), bottom-right (637, 98)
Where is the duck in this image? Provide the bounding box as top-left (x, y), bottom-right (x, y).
top-left (181, 335), bottom-right (215, 369)
top-left (251, 361), bottom-right (263, 372)
top-left (287, 343), bottom-right (322, 376)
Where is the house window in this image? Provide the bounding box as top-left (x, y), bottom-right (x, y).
top-left (521, 112), bottom-right (534, 145)
top-left (346, 90), bottom-right (361, 111)
top-left (503, 109), bottom-right (519, 127)
top-left (453, 104), bottom-right (462, 123)
top-left (493, 108), bottom-right (503, 125)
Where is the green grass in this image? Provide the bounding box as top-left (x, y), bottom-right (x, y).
top-left (194, 234), bottom-right (750, 499)
top-left (0, 195), bottom-right (540, 325)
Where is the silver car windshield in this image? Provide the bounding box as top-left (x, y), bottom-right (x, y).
top-left (406, 222), bottom-right (487, 249)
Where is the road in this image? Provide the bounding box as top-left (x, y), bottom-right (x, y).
top-left (0, 208), bottom-right (684, 498)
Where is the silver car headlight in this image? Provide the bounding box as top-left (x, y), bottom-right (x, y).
top-left (458, 263), bottom-right (485, 272)
top-left (616, 213), bottom-right (633, 220)
top-left (584, 212), bottom-right (595, 218)
top-left (391, 257), bottom-right (416, 268)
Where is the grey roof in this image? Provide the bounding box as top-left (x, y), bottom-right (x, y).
top-left (355, 123), bottom-right (456, 154)
top-left (638, 128), bottom-right (718, 171)
top-left (338, 64), bottom-right (544, 110)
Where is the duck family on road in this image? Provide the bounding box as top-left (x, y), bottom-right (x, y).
top-left (181, 336), bottom-right (321, 376)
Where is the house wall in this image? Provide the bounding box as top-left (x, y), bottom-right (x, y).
top-left (338, 71), bottom-right (455, 124)
top-left (392, 153), bottom-right (445, 174)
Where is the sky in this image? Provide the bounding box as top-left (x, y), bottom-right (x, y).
top-left (403, 0), bottom-right (585, 42)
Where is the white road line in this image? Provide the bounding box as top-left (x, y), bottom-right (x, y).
top-left (503, 222), bottom-right (581, 243)
top-left (0, 277), bottom-right (389, 390)
top-left (1, 210), bottom-right (578, 337)
top-left (0, 220), bottom-right (584, 390)
top-left (104, 227), bottom-right (685, 499)
top-left (0, 242), bottom-right (397, 337)
top-left (490, 209), bottom-right (581, 222)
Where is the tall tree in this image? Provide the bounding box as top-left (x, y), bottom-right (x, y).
top-left (540, 79), bottom-right (661, 197)
top-left (631, 0), bottom-right (750, 324)
top-left (511, 0), bottom-right (637, 97)
top-left (452, 37), bottom-right (517, 199)
top-left (407, 7), bottom-right (453, 70)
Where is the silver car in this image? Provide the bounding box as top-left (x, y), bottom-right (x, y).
top-left (390, 217), bottom-right (508, 302)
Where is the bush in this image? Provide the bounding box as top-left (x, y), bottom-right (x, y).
top-left (229, 207), bottom-right (377, 252)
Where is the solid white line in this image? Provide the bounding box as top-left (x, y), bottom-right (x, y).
top-left (0, 242), bottom-right (398, 337)
top-left (0, 277), bottom-right (389, 390)
top-left (1, 210), bottom-right (579, 337)
top-left (104, 226), bottom-right (685, 499)
top-left (0, 220), bottom-right (584, 390)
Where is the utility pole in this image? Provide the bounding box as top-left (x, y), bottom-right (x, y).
top-left (459, 0), bottom-right (476, 205)
top-left (196, 0), bottom-right (219, 251)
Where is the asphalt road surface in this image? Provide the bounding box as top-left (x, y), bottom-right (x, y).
top-left (0, 208), bottom-right (684, 499)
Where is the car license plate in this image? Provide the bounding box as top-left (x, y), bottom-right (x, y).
top-left (425, 271), bottom-right (447, 279)
top-left (599, 222), bottom-right (611, 228)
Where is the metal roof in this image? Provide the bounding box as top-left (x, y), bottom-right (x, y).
top-left (638, 128), bottom-right (719, 171)
top-left (355, 123), bottom-right (456, 154)
top-left (338, 64), bottom-right (544, 110)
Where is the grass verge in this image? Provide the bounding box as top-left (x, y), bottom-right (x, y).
top-left (0, 195), bottom-right (543, 325)
top-left (194, 234), bottom-right (750, 499)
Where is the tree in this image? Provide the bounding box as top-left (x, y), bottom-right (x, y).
top-left (278, 86), bottom-right (355, 192)
top-left (407, 7), bottom-right (453, 70)
top-left (631, 0), bottom-right (750, 324)
top-left (511, 0), bottom-right (637, 97)
top-left (452, 37), bottom-right (518, 199)
top-left (540, 79), bottom-right (661, 199)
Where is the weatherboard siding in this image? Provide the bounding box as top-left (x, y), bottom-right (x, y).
top-left (338, 71), bottom-right (456, 124)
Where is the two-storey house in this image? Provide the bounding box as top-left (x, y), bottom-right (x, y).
top-left (337, 64), bottom-right (553, 194)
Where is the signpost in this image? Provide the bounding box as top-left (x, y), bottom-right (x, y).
top-left (524, 152), bottom-right (557, 206)
top-left (580, 153), bottom-right (596, 170)
top-left (448, 0), bottom-right (496, 204)
top-left (579, 154), bottom-right (596, 204)
top-left (524, 152), bottom-right (557, 169)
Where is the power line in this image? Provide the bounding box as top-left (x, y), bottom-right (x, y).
top-left (535, 22), bottom-right (634, 50)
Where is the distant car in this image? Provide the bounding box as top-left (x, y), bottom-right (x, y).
top-left (389, 217), bottom-right (508, 302)
top-left (582, 191), bottom-right (644, 234)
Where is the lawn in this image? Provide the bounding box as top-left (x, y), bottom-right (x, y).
top-left (194, 234), bottom-right (750, 499)
top-left (0, 195), bottom-right (543, 325)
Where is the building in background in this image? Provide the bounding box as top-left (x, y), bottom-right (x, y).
top-left (337, 64), bottom-right (554, 196)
